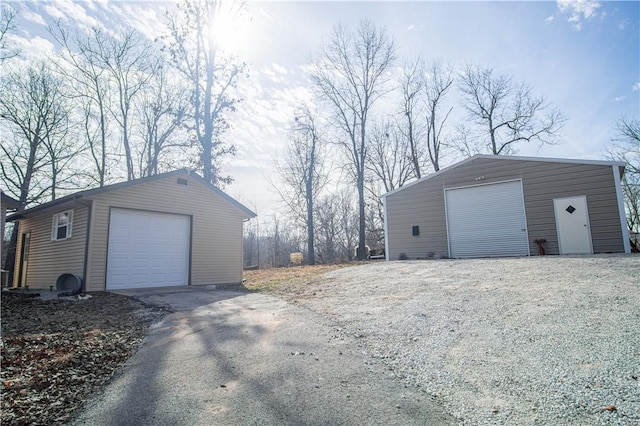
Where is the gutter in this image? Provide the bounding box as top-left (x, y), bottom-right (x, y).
top-left (7, 195), bottom-right (84, 221)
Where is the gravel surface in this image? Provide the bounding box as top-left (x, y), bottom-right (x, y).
top-left (277, 255), bottom-right (640, 425)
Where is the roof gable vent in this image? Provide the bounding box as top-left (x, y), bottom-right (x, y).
top-left (177, 178), bottom-right (188, 186)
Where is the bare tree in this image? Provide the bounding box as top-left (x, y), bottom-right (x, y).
top-left (164, 0), bottom-right (245, 186)
top-left (364, 121), bottom-right (414, 254)
top-left (608, 117), bottom-right (640, 244)
top-left (0, 4), bottom-right (19, 62)
top-left (99, 30), bottom-right (158, 181)
top-left (274, 104), bottom-right (327, 265)
top-left (314, 195), bottom-right (340, 264)
top-left (314, 190), bottom-right (358, 263)
top-left (0, 62), bottom-right (73, 272)
top-left (49, 23), bottom-right (113, 187)
top-left (423, 62), bottom-right (454, 171)
top-left (458, 64), bottom-right (565, 155)
top-left (366, 120), bottom-right (414, 194)
top-left (310, 20), bottom-right (396, 259)
top-left (614, 118), bottom-right (640, 175)
top-left (254, 215), bottom-right (302, 268)
top-left (40, 96), bottom-right (82, 201)
top-left (0, 63), bottom-right (72, 205)
top-left (137, 65), bottom-right (191, 177)
top-left (398, 57), bottom-right (426, 178)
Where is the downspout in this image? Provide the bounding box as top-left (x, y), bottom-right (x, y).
top-left (75, 198), bottom-right (93, 292)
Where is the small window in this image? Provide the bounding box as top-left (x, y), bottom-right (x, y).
top-left (52, 210), bottom-right (73, 241)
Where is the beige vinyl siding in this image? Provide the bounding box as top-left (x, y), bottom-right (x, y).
top-left (385, 157), bottom-right (625, 259)
top-left (13, 205), bottom-right (88, 289)
top-left (84, 174), bottom-right (246, 291)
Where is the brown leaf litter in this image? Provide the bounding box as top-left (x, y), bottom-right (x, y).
top-left (1, 291), bottom-right (168, 426)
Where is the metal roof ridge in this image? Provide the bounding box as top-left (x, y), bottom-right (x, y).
top-left (381, 154), bottom-right (626, 198)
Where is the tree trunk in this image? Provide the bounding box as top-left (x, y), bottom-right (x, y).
top-left (357, 173), bottom-right (367, 260)
top-left (202, 33), bottom-right (215, 184)
top-left (306, 180), bottom-right (315, 265)
top-left (122, 112), bottom-right (134, 180)
top-left (408, 116), bottom-right (421, 178)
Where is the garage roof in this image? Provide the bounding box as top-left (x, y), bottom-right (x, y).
top-left (8, 169), bottom-right (257, 220)
top-left (1, 191), bottom-right (21, 210)
top-left (381, 154), bottom-right (627, 199)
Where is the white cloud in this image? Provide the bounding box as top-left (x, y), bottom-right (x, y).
top-left (12, 35), bottom-right (56, 59)
top-left (43, 4), bottom-right (66, 20)
top-left (22, 10), bottom-right (46, 26)
top-left (633, 82), bottom-right (640, 91)
top-left (43, 0), bottom-right (98, 32)
top-left (557, 0), bottom-right (601, 30)
top-left (260, 63), bottom-right (290, 83)
top-left (614, 96), bottom-right (626, 102)
top-left (271, 63), bottom-right (289, 76)
top-left (545, 16), bottom-right (555, 23)
top-left (108, 3), bottom-right (165, 41)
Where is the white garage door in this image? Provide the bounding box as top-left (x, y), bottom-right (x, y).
top-left (106, 209), bottom-right (190, 290)
top-left (445, 180), bottom-right (530, 258)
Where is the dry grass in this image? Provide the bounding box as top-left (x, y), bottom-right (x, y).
top-left (242, 263), bottom-right (355, 295)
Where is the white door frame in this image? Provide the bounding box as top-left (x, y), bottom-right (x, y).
top-left (553, 195), bottom-right (593, 255)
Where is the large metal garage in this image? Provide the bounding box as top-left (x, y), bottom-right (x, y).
top-left (382, 155), bottom-right (630, 259)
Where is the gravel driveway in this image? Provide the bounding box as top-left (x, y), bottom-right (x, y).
top-left (284, 255), bottom-right (639, 425)
top-left (71, 289), bottom-right (453, 425)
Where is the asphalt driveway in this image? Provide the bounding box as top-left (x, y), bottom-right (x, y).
top-left (70, 287), bottom-right (453, 425)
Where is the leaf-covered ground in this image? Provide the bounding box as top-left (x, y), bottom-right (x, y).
top-left (1, 291), bottom-right (168, 426)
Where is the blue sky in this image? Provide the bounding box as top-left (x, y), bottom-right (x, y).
top-left (5, 0), bottom-right (640, 213)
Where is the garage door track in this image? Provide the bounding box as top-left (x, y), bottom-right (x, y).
top-left (71, 287), bottom-right (453, 425)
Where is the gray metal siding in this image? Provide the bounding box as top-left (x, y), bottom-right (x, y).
top-left (13, 205), bottom-right (88, 288)
top-left (385, 157), bottom-right (624, 259)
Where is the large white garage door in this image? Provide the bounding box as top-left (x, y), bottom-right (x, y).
top-left (445, 180), bottom-right (530, 258)
top-left (107, 209), bottom-right (190, 290)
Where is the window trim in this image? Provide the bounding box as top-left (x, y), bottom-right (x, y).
top-left (51, 209), bottom-right (73, 241)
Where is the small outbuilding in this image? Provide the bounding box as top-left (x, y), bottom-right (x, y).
top-left (382, 155), bottom-right (630, 260)
top-left (8, 170), bottom-right (256, 291)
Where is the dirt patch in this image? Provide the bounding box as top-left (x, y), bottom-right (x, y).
top-left (1, 291), bottom-right (168, 425)
top-left (242, 263), bottom-right (354, 294)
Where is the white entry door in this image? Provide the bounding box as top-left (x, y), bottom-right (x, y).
top-left (107, 209), bottom-right (190, 290)
top-left (553, 196), bottom-right (592, 255)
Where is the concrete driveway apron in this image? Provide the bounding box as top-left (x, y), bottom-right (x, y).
top-left (71, 287), bottom-right (453, 426)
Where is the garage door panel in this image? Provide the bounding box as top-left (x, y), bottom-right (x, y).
top-left (446, 181), bottom-right (529, 258)
top-left (107, 209), bottom-right (190, 290)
